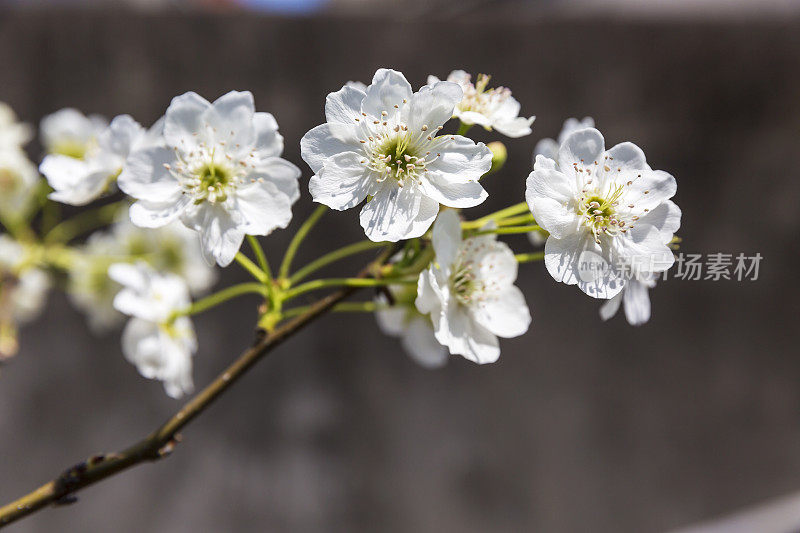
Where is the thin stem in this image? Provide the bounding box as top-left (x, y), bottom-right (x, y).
top-left (0, 246), bottom-right (397, 529)
top-left (279, 204), bottom-right (327, 279)
top-left (234, 253), bottom-right (269, 284)
top-left (283, 277), bottom-right (416, 302)
top-left (495, 213), bottom-right (535, 227)
top-left (515, 252), bottom-right (545, 263)
top-left (470, 225), bottom-right (541, 237)
top-left (289, 240), bottom-right (389, 284)
top-left (462, 202), bottom-right (530, 229)
top-left (457, 122), bottom-right (473, 136)
top-left (282, 301), bottom-right (382, 319)
top-left (246, 235), bottom-right (272, 283)
top-left (183, 283), bottom-right (268, 317)
top-left (44, 200), bottom-right (126, 244)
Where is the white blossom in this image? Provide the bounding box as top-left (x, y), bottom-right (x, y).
top-left (533, 116), bottom-right (595, 162)
top-left (118, 91), bottom-right (301, 267)
top-left (415, 210), bottom-right (531, 364)
top-left (374, 285), bottom-right (447, 369)
top-left (0, 149), bottom-right (40, 219)
top-left (109, 262), bottom-right (196, 398)
top-left (40, 108), bottom-right (107, 157)
top-left (68, 217), bottom-right (216, 333)
top-left (0, 236), bottom-right (51, 358)
top-left (599, 275), bottom-right (656, 326)
top-left (301, 68), bottom-right (492, 242)
top-left (427, 70), bottom-right (534, 138)
top-left (0, 102), bottom-right (33, 152)
top-left (40, 114), bottom-right (160, 206)
top-left (525, 127), bottom-right (681, 299)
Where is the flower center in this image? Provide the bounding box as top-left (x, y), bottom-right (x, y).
top-left (52, 140), bottom-right (90, 160)
top-left (170, 159), bottom-right (237, 205)
top-left (367, 132), bottom-right (438, 184)
top-left (459, 74), bottom-right (512, 115)
top-left (450, 260), bottom-right (483, 305)
top-left (578, 186), bottom-right (627, 243)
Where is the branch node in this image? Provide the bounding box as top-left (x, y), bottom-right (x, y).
top-left (157, 434), bottom-right (182, 458)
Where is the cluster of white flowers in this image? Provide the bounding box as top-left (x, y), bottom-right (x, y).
top-left (109, 262), bottom-right (196, 398)
top-left (0, 235), bottom-right (50, 359)
top-left (302, 68), bottom-right (492, 242)
top-left (428, 70), bottom-right (535, 138)
top-left (0, 67), bottom-right (682, 395)
top-left (118, 91), bottom-right (301, 266)
top-left (525, 126), bottom-right (680, 302)
top-left (67, 216), bottom-right (216, 333)
top-left (0, 103), bottom-right (37, 222)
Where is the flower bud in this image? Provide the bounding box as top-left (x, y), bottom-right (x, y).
top-left (484, 141), bottom-right (507, 177)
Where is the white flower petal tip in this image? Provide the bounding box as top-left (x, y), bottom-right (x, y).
top-left (415, 210), bottom-right (531, 364)
top-left (526, 126), bottom-right (681, 300)
top-left (301, 68), bottom-right (491, 242)
top-left (599, 277), bottom-right (655, 326)
top-left (430, 70), bottom-right (535, 139)
top-left (118, 90), bottom-right (301, 267)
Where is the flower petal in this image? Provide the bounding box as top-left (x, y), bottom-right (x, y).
top-left (309, 151), bottom-right (375, 210)
top-left (438, 304), bottom-right (500, 364)
top-left (300, 123), bottom-right (362, 174)
top-left (420, 170), bottom-right (487, 209)
top-left (361, 69), bottom-right (413, 121)
top-left (129, 195), bottom-right (191, 228)
top-left (472, 285), bottom-right (531, 338)
top-left (325, 85), bottom-right (366, 124)
top-left (558, 127), bottom-right (605, 169)
top-left (403, 81), bottom-right (462, 132)
top-left (164, 91), bottom-right (211, 151)
top-left (493, 115), bottom-right (535, 138)
top-left (402, 317), bottom-right (448, 369)
top-left (431, 209), bottom-right (461, 269)
top-left (184, 203), bottom-right (246, 267)
top-left (205, 90), bottom-right (256, 156)
top-left (234, 179), bottom-right (294, 235)
top-left (424, 135), bottom-right (492, 183)
top-left (253, 112), bottom-right (284, 159)
top-left (359, 181), bottom-right (439, 242)
top-left (118, 146), bottom-right (181, 202)
top-left (637, 199), bottom-right (681, 243)
top-left (622, 279), bottom-right (651, 326)
top-left (254, 157), bottom-right (301, 203)
top-left (599, 292), bottom-right (622, 321)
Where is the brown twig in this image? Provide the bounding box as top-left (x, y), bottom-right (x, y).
top-left (0, 247), bottom-right (394, 529)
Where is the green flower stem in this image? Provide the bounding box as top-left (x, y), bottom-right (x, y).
top-left (495, 213), bottom-right (535, 227)
top-left (289, 240), bottom-right (390, 284)
top-left (283, 276), bottom-right (416, 302)
top-left (515, 252), bottom-right (545, 264)
top-left (183, 283), bottom-right (268, 317)
top-left (44, 200), bottom-right (126, 244)
top-left (470, 224), bottom-right (542, 237)
top-left (234, 253), bottom-right (269, 284)
top-left (457, 122), bottom-right (473, 136)
top-left (279, 204), bottom-right (328, 279)
top-left (246, 235), bottom-right (272, 283)
top-left (281, 301), bottom-right (383, 319)
top-left (462, 201), bottom-right (530, 229)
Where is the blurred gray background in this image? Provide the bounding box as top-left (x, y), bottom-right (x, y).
top-left (1, 3), bottom-right (800, 532)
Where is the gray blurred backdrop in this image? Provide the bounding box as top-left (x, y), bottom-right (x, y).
top-left (1, 6), bottom-right (799, 533)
